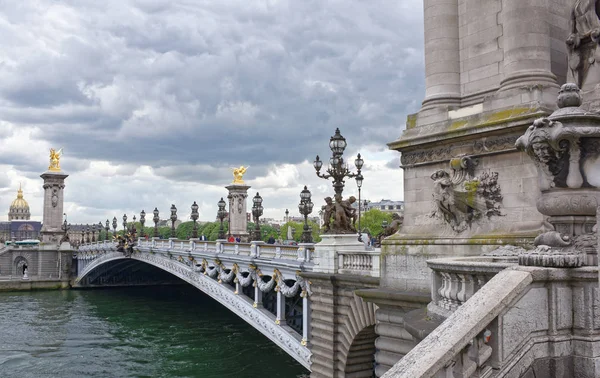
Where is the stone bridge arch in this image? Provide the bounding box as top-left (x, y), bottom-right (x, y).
top-left (305, 272), bottom-right (379, 378)
top-left (75, 251), bottom-right (311, 369)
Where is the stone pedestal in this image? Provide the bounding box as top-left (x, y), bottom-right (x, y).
top-left (40, 171), bottom-right (68, 244)
top-left (226, 184), bottom-right (250, 241)
top-left (312, 234), bottom-right (364, 274)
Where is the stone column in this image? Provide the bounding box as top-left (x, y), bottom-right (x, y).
top-left (40, 171), bottom-right (68, 244)
top-left (275, 290), bottom-right (286, 325)
top-left (499, 0), bottom-right (558, 91)
top-left (225, 184), bottom-right (250, 241)
top-left (421, 0), bottom-right (461, 109)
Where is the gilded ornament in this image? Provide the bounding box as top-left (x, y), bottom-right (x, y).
top-left (231, 166), bottom-right (248, 184)
top-left (49, 148), bottom-right (63, 172)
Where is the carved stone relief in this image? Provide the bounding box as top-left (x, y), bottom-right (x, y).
top-left (430, 156), bottom-right (503, 233)
top-left (401, 134), bottom-right (520, 166)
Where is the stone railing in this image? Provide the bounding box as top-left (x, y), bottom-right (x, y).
top-left (80, 239), bottom-right (313, 263)
top-left (383, 268), bottom-right (533, 378)
top-left (427, 256), bottom-right (517, 317)
top-left (337, 250), bottom-right (380, 277)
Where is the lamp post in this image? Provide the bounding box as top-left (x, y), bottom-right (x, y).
top-left (105, 219), bottom-right (110, 240)
top-left (85, 225), bottom-right (90, 243)
top-left (131, 215), bottom-right (137, 238)
top-left (298, 186), bottom-right (314, 243)
top-left (153, 208), bottom-right (159, 238)
top-left (355, 170), bottom-right (364, 241)
top-left (91, 224), bottom-right (96, 242)
top-left (140, 210), bottom-right (146, 238)
top-left (112, 216), bottom-right (117, 237)
top-left (251, 193), bottom-right (263, 241)
top-left (313, 128), bottom-right (364, 233)
top-left (98, 221), bottom-right (103, 241)
top-left (170, 204), bottom-right (177, 238)
top-left (80, 227), bottom-right (84, 244)
top-left (61, 219), bottom-right (69, 242)
top-left (122, 214), bottom-right (127, 233)
top-left (191, 201), bottom-right (199, 239)
top-left (285, 208), bottom-right (289, 223)
top-left (227, 193), bottom-right (232, 237)
top-left (217, 197), bottom-right (227, 240)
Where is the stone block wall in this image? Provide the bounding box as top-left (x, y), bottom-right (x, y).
top-left (304, 273), bottom-right (379, 378)
top-left (0, 247), bottom-right (70, 280)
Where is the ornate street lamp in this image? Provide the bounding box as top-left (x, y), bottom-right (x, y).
top-left (122, 214), bottom-right (127, 233)
top-left (153, 207), bottom-right (160, 238)
top-left (217, 197), bottom-right (227, 240)
top-left (140, 210), bottom-right (146, 238)
top-left (91, 224), bottom-right (96, 242)
top-left (298, 186), bottom-right (314, 243)
top-left (314, 128), bottom-right (364, 234)
top-left (170, 204), bottom-right (177, 238)
top-left (105, 219), bottom-right (110, 240)
top-left (97, 221), bottom-right (103, 241)
top-left (285, 208), bottom-right (289, 222)
top-left (85, 225), bottom-right (90, 243)
top-left (112, 216), bottom-right (117, 236)
top-left (132, 215), bottom-right (137, 233)
top-left (80, 227), bottom-right (84, 244)
top-left (61, 219), bottom-right (70, 242)
top-left (356, 170), bottom-right (364, 242)
top-left (251, 193), bottom-right (263, 241)
top-left (191, 201), bottom-right (199, 239)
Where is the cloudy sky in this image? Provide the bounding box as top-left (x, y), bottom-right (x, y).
top-left (0, 0), bottom-right (424, 225)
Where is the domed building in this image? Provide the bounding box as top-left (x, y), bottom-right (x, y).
top-left (0, 185), bottom-right (41, 242)
top-left (8, 185), bottom-right (31, 221)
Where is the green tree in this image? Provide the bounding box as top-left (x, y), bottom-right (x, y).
top-left (359, 209), bottom-right (394, 238)
top-left (280, 221), bottom-right (322, 243)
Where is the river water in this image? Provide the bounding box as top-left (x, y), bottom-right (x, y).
top-left (0, 286), bottom-right (308, 378)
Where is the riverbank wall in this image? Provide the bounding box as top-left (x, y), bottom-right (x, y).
top-left (0, 279), bottom-right (70, 292)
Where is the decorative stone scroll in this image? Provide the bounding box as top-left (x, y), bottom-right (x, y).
top-left (430, 156), bottom-right (503, 232)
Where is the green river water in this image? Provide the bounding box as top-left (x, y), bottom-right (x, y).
top-left (0, 286), bottom-right (308, 378)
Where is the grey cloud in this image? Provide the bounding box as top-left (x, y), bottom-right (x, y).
top-left (0, 0), bottom-right (424, 185)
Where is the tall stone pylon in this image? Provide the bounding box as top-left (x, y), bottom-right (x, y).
top-left (40, 148), bottom-right (68, 244)
top-left (226, 166), bottom-right (250, 241)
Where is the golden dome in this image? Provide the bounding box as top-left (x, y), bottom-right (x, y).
top-left (10, 185), bottom-right (29, 210)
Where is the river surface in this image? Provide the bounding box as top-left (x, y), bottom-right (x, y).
top-left (0, 286), bottom-right (308, 378)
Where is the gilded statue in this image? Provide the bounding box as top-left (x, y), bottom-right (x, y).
top-left (231, 166), bottom-right (248, 184)
top-left (567, 0), bottom-right (600, 90)
top-left (49, 148), bottom-right (63, 172)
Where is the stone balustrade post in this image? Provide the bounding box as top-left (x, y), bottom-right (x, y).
top-left (275, 290), bottom-right (286, 325)
top-left (215, 239), bottom-right (225, 254)
top-left (190, 238), bottom-right (198, 251)
top-left (302, 294), bottom-right (310, 346)
top-left (250, 241), bottom-right (264, 258)
top-left (168, 238), bottom-right (175, 249)
top-left (298, 243), bottom-right (313, 262)
top-left (253, 283), bottom-right (263, 308)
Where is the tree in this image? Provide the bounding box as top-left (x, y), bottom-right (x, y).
top-left (280, 221), bottom-right (322, 243)
top-left (359, 209), bottom-right (394, 238)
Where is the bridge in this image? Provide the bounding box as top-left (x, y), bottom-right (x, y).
top-left (75, 237), bottom-right (382, 373)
